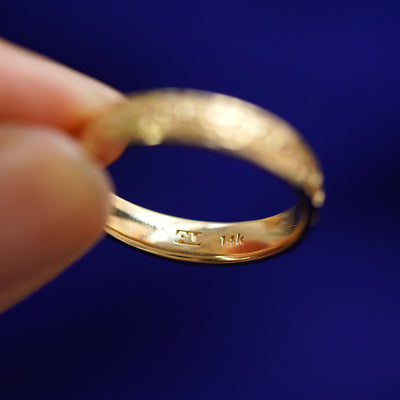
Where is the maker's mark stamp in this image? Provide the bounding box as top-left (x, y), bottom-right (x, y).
top-left (173, 230), bottom-right (202, 246)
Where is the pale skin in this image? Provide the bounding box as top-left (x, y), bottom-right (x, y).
top-left (0, 39), bottom-right (126, 313)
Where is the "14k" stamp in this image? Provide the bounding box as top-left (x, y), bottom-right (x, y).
top-left (220, 233), bottom-right (244, 246)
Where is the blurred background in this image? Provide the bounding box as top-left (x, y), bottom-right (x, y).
top-left (1, 0), bottom-right (400, 399)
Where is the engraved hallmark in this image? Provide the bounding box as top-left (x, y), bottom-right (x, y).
top-left (173, 230), bottom-right (202, 246)
top-left (220, 233), bottom-right (244, 246)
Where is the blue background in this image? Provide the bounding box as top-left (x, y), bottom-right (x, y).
top-left (1, 1), bottom-right (400, 399)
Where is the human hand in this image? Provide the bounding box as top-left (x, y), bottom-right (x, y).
top-left (0, 39), bottom-right (124, 313)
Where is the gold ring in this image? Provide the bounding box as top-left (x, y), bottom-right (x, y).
top-left (81, 89), bottom-right (325, 264)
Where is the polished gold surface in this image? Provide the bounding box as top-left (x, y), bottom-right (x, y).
top-left (81, 89), bottom-right (325, 264)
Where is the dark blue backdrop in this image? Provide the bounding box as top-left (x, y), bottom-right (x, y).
top-left (1, 1), bottom-right (400, 399)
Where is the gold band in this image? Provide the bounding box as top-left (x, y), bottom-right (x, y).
top-left (81, 89), bottom-right (325, 264)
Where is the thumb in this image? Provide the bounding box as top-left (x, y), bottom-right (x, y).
top-left (0, 124), bottom-right (111, 313)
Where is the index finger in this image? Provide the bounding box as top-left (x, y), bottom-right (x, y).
top-left (0, 38), bottom-right (125, 165)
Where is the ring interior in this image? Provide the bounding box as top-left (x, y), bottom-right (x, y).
top-left (106, 194), bottom-right (312, 264)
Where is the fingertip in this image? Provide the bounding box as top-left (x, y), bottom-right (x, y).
top-left (0, 124), bottom-right (112, 312)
